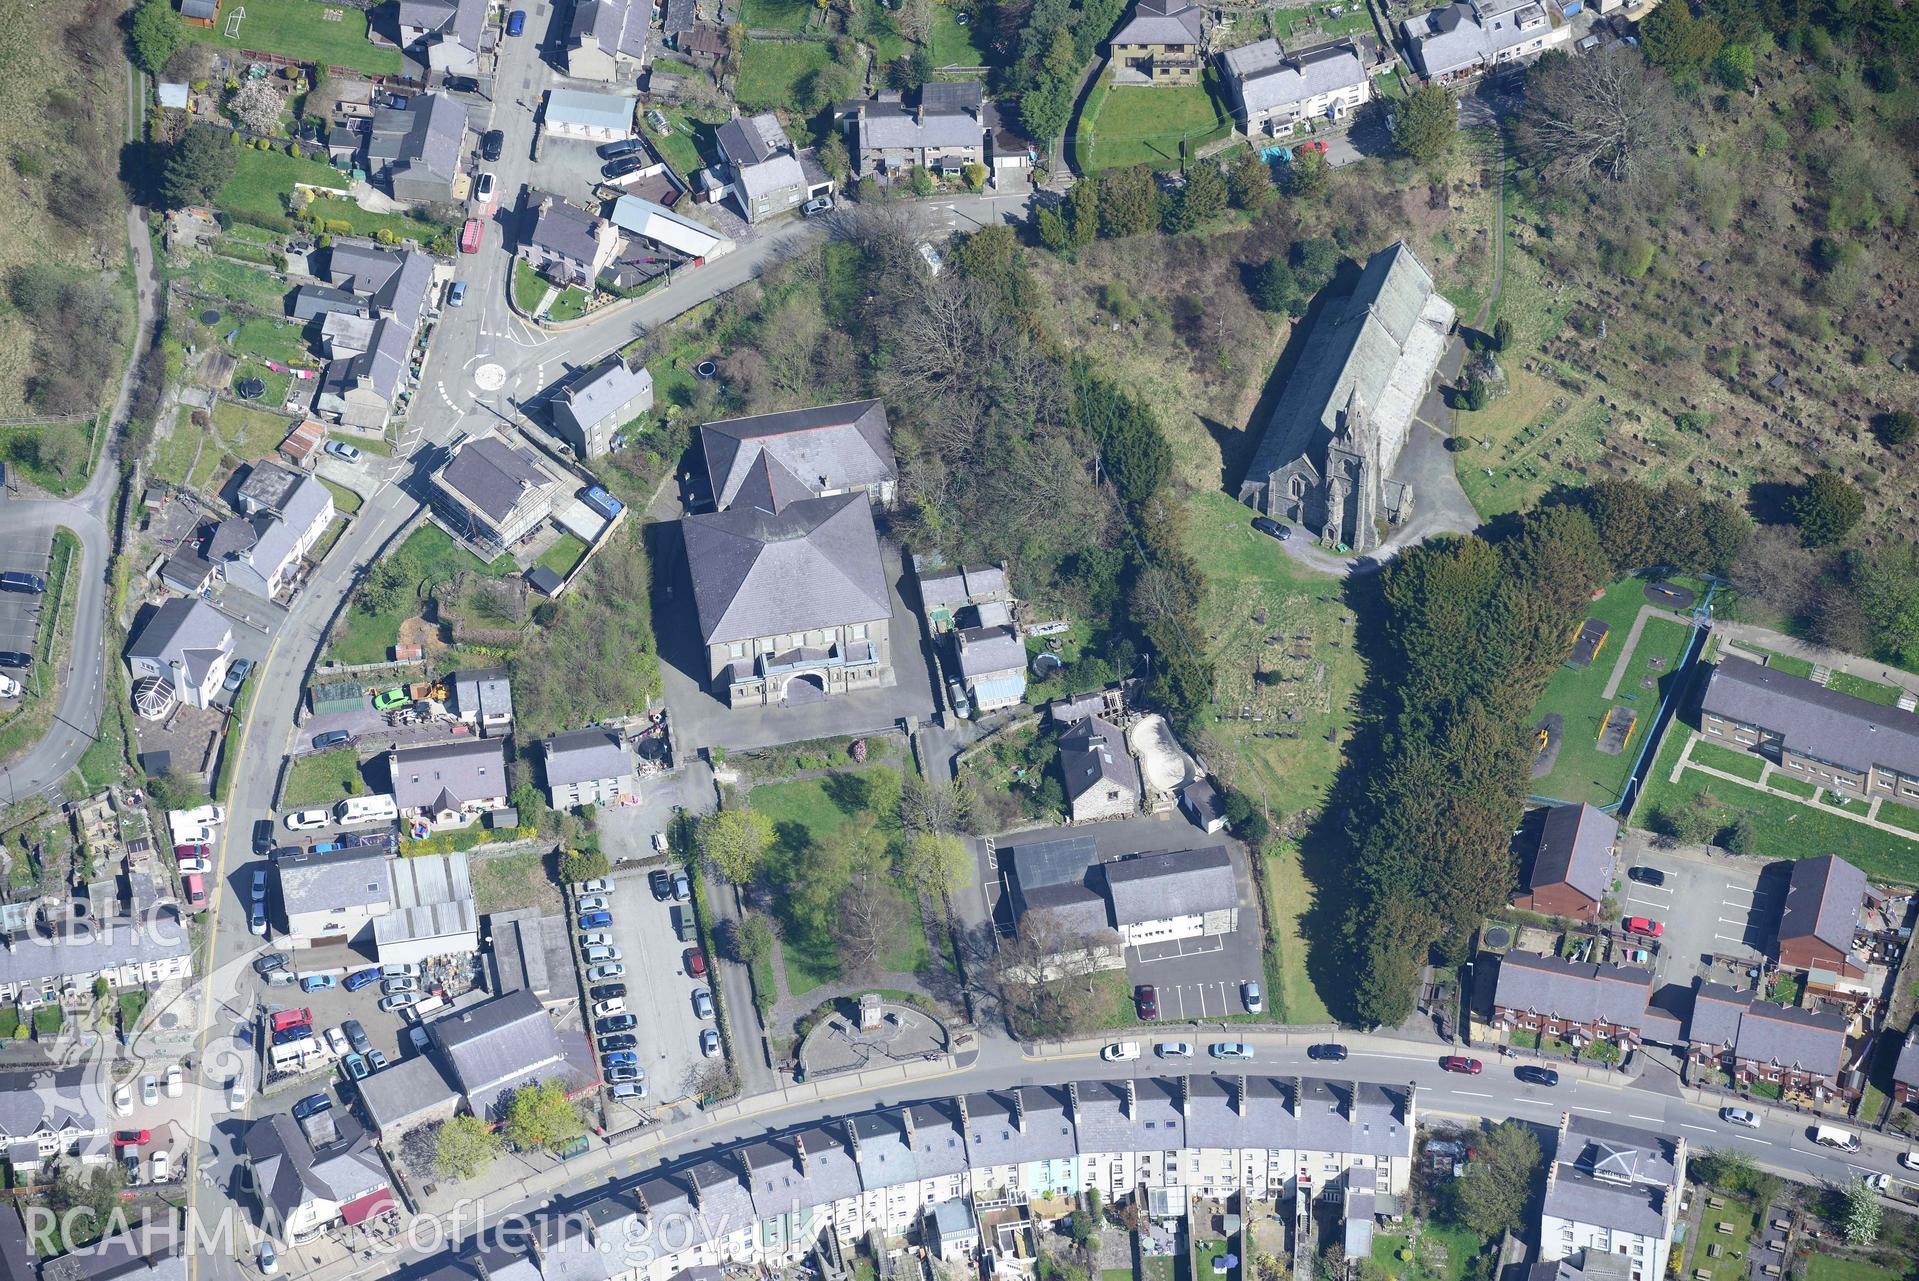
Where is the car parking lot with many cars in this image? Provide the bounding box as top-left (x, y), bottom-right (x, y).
top-left (572, 864), bottom-right (716, 1105)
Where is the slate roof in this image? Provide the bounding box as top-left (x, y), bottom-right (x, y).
top-left (701, 400), bottom-right (893, 509)
top-left (542, 728), bottom-right (632, 786)
top-left (289, 285), bottom-right (363, 323)
top-left (400, 0), bottom-right (488, 52)
top-left (1779, 854), bottom-right (1868, 957)
top-left (367, 93), bottom-right (467, 186)
top-left (450, 667), bottom-right (513, 723)
top-left (571, 0), bottom-right (650, 60)
top-left (41, 1228), bottom-right (185, 1281)
top-left (127, 598), bottom-right (231, 670)
top-left (438, 435), bottom-right (555, 523)
top-left (1104, 846), bottom-right (1236, 925)
top-left (1734, 1001), bottom-right (1847, 1075)
top-left (0, 916), bottom-right (193, 991)
top-left (1544, 1116), bottom-right (1675, 1238)
top-left (919, 562), bottom-right (1009, 611)
top-left (1525, 1254), bottom-right (1635, 1281)
top-left (1112, 0), bottom-right (1204, 45)
top-left (682, 492), bottom-right (891, 646)
top-left (1528, 802), bottom-right (1618, 905)
top-left (1242, 242), bottom-right (1455, 493)
top-left (905, 1099), bottom-right (969, 1177)
top-left (389, 738), bottom-right (508, 810)
top-left (243, 1112), bottom-right (387, 1224)
top-left (247, 473), bottom-right (333, 580)
top-left (431, 989), bottom-right (571, 1114)
top-left (858, 105), bottom-right (984, 153)
top-left (1058, 714), bottom-right (1139, 804)
top-left (921, 81), bottom-right (985, 113)
top-left (0, 1068), bottom-right (102, 1142)
top-left (1687, 980), bottom-right (1749, 1047)
top-left (545, 89), bottom-right (636, 134)
top-left (356, 1053), bottom-right (459, 1135)
top-left (557, 359), bottom-right (653, 433)
top-left (954, 624), bottom-right (1026, 680)
top-left (1222, 37), bottom-right (1369, 118)
top-left (527, 195), bottom-right (607, 266)
top-left (1702, 656), bottom-right (1919, 778)
top-left (276, 847), bottom-right (392, 919)
top-left (715, 114), bottom-right (785, 166)
top-left (1894, 1034), bottom-right (1919, 1089)
top-left (1491, 951), bottom-right (1654, 1031)
top-left (848, 1109), bottom-right (918, 1188)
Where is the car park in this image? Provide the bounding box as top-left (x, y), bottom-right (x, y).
top-left (1306, 1043), bottom-right (1349, 1061)
top-left (1721, 1107), bottom-right (1760, 1128)
top-left (301, 975), bottom-right (336, 992)
top-left (312, 729), bottom-right (352, 750)
top-left (1515, 1065), bottom-right (1560, 1086)
top-left (1623, 916), bottom-right (1664, 937)
top-left (323, 440), bottom-right (362, 463)
top-left (579, 910), bottom-right (613, 930)
top-left (700, 1028), bottom-right (721, 1057)
top-left (344, 969), bottom-right (380, 992)
top-left (693, 988), bottom-right (714, 1020)
top-left (1101, 1042), bottom-right (1140, 1061)
top-left (589, 963), bottom-right (625, 981)
top-left (285, 809), bottom-right (330, 831)
top-left (1627, 866), bottom-right (1666, 886)
top-left (378, 993), bottom-right (419, 1012)
top-left (1440, 1056), bottom-right (1483, 1075)
top-left (291, 1093), bottom-right (330, 1120)
top-left (1135, 985), bottom-right (1158, 1019)
top-left (343, 1020), bottom-right (371, 1054)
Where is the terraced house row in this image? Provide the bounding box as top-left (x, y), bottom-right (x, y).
top-left (522, 1077), bottom-right (1416, 1281)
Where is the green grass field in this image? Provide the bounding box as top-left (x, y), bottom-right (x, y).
top-left (183, 0), bottom-right (403, 77)
top-left (305, 194), bottom-right (455, 246)
top-left (1371, 1223), bottom-right (1487, 1281)
top-left (178, 402), bottom-right (300, 491)
top-left (1827, 670), bottom-right (1907, 706)
top-left (1690, 1199), bottom-right (1756, 1281)
top-left (1634, 723), bottom-right (1919, 882)
top-left (1805, 1260), bottom-right (1901, 1281)
top-left (1078, 78), bottom-right (1230, 172)
top-left (319, 478), bottom-right (362, 514)
top-left (216, 146), bottom-right (347, 228)
top-left (1271, 2), bottom-right (1376, 41)
top-left (643, 109), bottom-right (719, 179)
top-left (748, 768), bottom-right (924, 992)
top-left (538, 532), bottom-right (589, 577)
top-left (280, 748), bottom-right (365, 807)
top-left (1530, 579), bottom-right (1693, 807)
top-left (1687, 738), bottom-right (1767, 781)
top-left (736, 41), bottom-right (833, 113)
top-left (324, 524), bottom-right (513, 665)
top-left (185, 254), bottom-right (292, 314)
top-left (740, 0), bottom-right (816, 30)
top-left (1261, 846), bottom-right (1333, 1024)
top-left (930, 4), bottom-right (994, 66)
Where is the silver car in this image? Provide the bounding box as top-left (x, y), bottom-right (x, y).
top-left (584, 944), bottom-right (622, 963)
top-left (1720, 1106), bottom-right (1760, 1128)
top-left (588, 963), bottom-right (626, 981)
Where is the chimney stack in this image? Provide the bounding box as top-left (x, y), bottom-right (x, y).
top-left (1011, 1090), bottom-right (1027, 1134)
top-left (1235, 1075), bottom-right (1248, 1118)
top-left (1123, 1079), bottom-right (1137, 1119)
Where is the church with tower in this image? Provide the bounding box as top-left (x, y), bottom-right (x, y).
top-left (1237, 242), bottom-right (1457, 553)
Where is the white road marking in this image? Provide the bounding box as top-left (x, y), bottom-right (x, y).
top-left (1451, 1090), bottom-right (1493, 1099)
top-left (1681, 1124), bottom-right (1715, 1132)
top-left (1577, 1108), bottom-right (1611, 1115)
top-left (1629, 1114), bottom-right (1662, 1122)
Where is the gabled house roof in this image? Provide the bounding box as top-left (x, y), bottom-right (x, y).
top-left (437, 435), bottom-right (557, 524)
top-left (431, 989), bottom-right (575, 1116)
top-left (1103, 846), bottom-right (1236, 925)
top-left (526, 194), bottom-right (608, 266)
top-left (682, 491), bottom-right (891, 646)
top-left (1222, 37), bottom-right (1370, 118)
top-left (545, 89), bottom-right (636, 134)
top-left (1544, 1116), bottom-right (1676, 1239)
top-left (542, 728), bottom-right (632, 786)
top-left (243, 1111), bottom-right (388, 1225)
top-left (1701, 655), bottom-right (1919, 778)
top-left (557, 359), bottom-right (653, 433)
top-left (388, 737), bottom-right (508, 811)
top-left (953, 624), bottom-right (1026, 680)
top-left (1527, 802), bottom-right (1618, 906)
top-left (700, 400), bottom-right (893, 509)
top-left (127, 598), bottom-right (232, 678)
top-left (1112, 0), bottom-right (1204, 46)
top-left (366, 94), bottom-right (467, 187)
top-left (1058, 714), bottom-right (1139, 803)
top-left (1778, 854), bottom-right (1868, 959)
top-left (1733, 1001), bottom-right (1848, 1076)
top-left (715, 113), bottom-right (786, 166)
top-left (275, 846), bottom-right (392, 919)
top-left (1894, 1033), bottom-right (1919, 1090)
top-left (570, 0), bottom-right (650, 61)
top-left (1491, 951), bottom-right (1654, 1032)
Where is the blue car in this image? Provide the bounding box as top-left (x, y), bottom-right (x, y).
top-left (505, 8), bottom-right (526, 34)
top-left (578, 910), bottom-right (612, 930)
top-left (300, 974), bottom-right (336, 993)
top-left (291, 1093), bottom-right (331, 1121)
top-left (603, 1050), bottom-right (638, 1068)
top-left (343, 969), bottom-right (380, 993)
top-left (343, 1053), bottom-right (368, 1081)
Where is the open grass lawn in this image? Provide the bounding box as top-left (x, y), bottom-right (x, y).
top-left (1196, 1239), bottom-right (1234, 1281)
top-left (1878, 801), bottom-right (1919, 834)
top-left (1271, 2), bottom-right (1376, 40)
top-left (0, 420), bottom-right (97, 496)
top-left (748, 767), bottom-right (916, 994)
top-left (1690, 1199), bottom-right (1757, 1281)
top-left (930, 4), bottom-right (995, 66)
top-left (280, 748), bottom-right (365, 807)
top-left (188, 402), bottom-right (299, 490)
top-left (185, 254), bottom-right (292, 315)
top-left (1827, 670), bottom-right (1907, 706)
top-left (1371, 1223), bottom-right (1486, 1281)
top-left (1805, 1261), bottom-right (1902, 1281)
top-left (0, 530), bottom-right (79, 764)
top-left (305, 194), bottom-right (455, 246)
top-left (538, 532), bottom-right (589, 577)
top-left (183, 0), bottom-right (403, 77)
top-left (741, 0), bottom-right (816, 29)
top-left (217, 146), bottom-right (347, 228)
top-left (736, 40), bottom-right (833, 113)
top-left (1260, 846), bottom-right (1333, 1024)
top-left (513, 258), bottom-right (550, 313)
top-left (319, 478), bottom-right (362, 514)
top-left (644, 109), bottom-right (716, 180)
top-left (228, 315), bottom-right (313, 368)
top-left (1769, 772), bottom-right (1818, 798)
top-left (1079, 78), bottom-right (1230, 172)
top-left (1633, 722), bottom-right (1919, 881)
top-left (548, 287), bottom-right (591, 322)
top-left (1530, 579), bottom-right (1691, 808)
top-left (1688, 738), bottom-right (1768, 782)
top-left (1738, 644), bottom-right (1815, 679)
top-left (324, 524), bottom-right (514, 665)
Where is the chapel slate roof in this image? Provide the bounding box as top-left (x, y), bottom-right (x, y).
top-left (1103, 846), bottom-right (1237, 925)
top-left (682, 491), bottom-right (891, 645)
top-left (700, 400), bottom-right (894, 510)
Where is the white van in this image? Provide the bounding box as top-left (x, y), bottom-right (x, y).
top-left (334, 795), bottom-right (399, 827)
top-left (1813, 1124), bottom-right (1861, 1152)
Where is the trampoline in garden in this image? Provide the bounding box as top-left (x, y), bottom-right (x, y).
top-left (200, 309), bottom-right (221, 325)
top-left (236, 377), bottom-right (266, 400)
top-left (1567, 618), bottom-right (1610, 668)
top-left (695, 360), bottom-right (718, 379)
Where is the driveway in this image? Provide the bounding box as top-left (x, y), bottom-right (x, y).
top-left (1617, 834), bottom-right (1780, 990)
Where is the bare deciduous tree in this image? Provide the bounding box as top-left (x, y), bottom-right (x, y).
top-left (1515, 47), bottom-right (1678, 186)
top-left (987, 910), bottom-right (1122, 1040)
top-left (837, 854), bottom-right (911, 974)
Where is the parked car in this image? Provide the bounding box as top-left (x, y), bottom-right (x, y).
top-left (579, 937), bottom-right (609, 955)
top-left (291, 1093), bottom-right (331, 1120)
top-left (1439, 1056), bottom-right (1483, 1075)
top-left (258, 1243), bottom-right (279, 1277)
top-left (407, 1026), bottom-right (431, 1053)
top-left (596, 1014), bottom-right (637, 1034)
top-left (250, 868), bottom-right (269, 903)
top-left (802, 196), bottom-right (834, 216)
top-left (649, 869), bottom-right (672, 900)
top-left (1306, 1043), bottom-right (1349, 1061)
top-left (150, 1150), bottom-right (170, 1183)
top-left (1626, 865), bottom-right (1666, 886)
top-left (603, 1050), bottom-right (639, 1069)
top-left (700, 1028), bottom-right (721, 1057)
top-left (342, 1020), bottom-right (371, 1055)
top-left (115, 1084), bottom-right (132, 1116)
top-left (176, 856), bottom-right (210, 874)
top-left (378, 993), bottom-right (419, 1012)
top-left (1251, 517), bottom-right (1292, 541)
top-left (598, 138), bottom-right (644, 159)
top-left (115, 1129), bottom-right (150, 1147)
top-left (1135, 985), bottom-right (1158, 1019)
top-left (301, 974), bottom-right (336, 992)
top-left (1154, 1042), bottom-right (1192, 1058)
top-left (343, 968), bottom-right (380, 992)
top-left (1720, 1107), bottom-right (1760, 1128)
top-left (0, 651), bottom-right (31, 670)
top-left (366, 1049), bottom-right (388, 1071)
top-left (343, 1053), bottom-right (368, 1081)
top-left (248, 902), bottom-right (268, 935)
top-left (1210, 1042), bottom-right (1253, 1060)
top-left (285, 809), bottom-right (329, 831)
top-left (589, 963), bottom-right (625, 981)
top-left (1623, 916), bottom-right (1664, 937)
top-left (473, 172), bottom-right (496, 202)
top-left (324, 1026), bottom-right (349, 1055)
top-left (591, 983), bottom-right (626, 1002)
top-left (594, 998), bottom-right (628, 1019)
top-left (174, 843), bottom-right (209, 860)
top-left (1515, 1065), bottom-right (1560, 1087)
top-left (380, 963), bottom-right (419, 979)
top-left (505, 8), bottom-right (526, 35)
top-left (447, 280), bottom-right (468, 307)
top-left (323, 440), bottom-right (362, 463)
top-left (481, 129), bottom-right (504, 161)
top-left (578, 910), bottom-right (613, 930)
top-left (609, 1080), bottom-right (646, 1098)
top-left (252, 819), bottom-right (275, 856)
top-left (682, 947), bottom-right (706, 977)
top-left (252, 953), bottom-right (289, 977)
top-left (577, 878), bottom-right (611, 894)
top-left (671, 871), bottom-right (691, 900)
top-left (1241, 981), bottom-right (1264, 1014)
top-left (602, 155), bottom-right (646, 179)
top-left (372, 687), bottom-right (408, 710)
top-left (585, 944), bottom-right (622, 963)
top-left (692, 988), bottom-right (714, 1020)
top-left (0, 571), bottom-right (47, 594)
top-left (578, 893), bottom-right (610, 911)
top-left (223, 658), bottom-right (255, 692)
top-left (599, 1034), bottom-right (638, 1052)
top-left (1101, 1042), bottom-right (1140, 1062)
top-left (312, 730), bottom-right (352, 750)
top-left (380, 977), bottom-right (417, 995)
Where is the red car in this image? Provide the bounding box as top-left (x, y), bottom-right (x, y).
top-left (1135, 985), bottom-right (1159, 1020)
top-left (1306, 140), bottom-right (1328, 152)
top-left (1440, 1056), bottom-right (1483, 1075)
top-left (269, 1008), bottom-right (313, 1033)
top-left (683, 948), bottom-right (707, 977)
top-left (1624, 917), bottom-right (1664, 938)
top-left (114, 1130), bottom-right (150, 1147)
top-left (173, 843), bottom-right (210, 860)
top-left (183, 873), bottom-right (207, 909)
